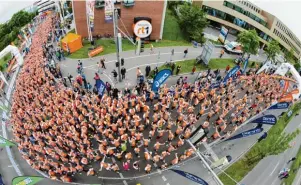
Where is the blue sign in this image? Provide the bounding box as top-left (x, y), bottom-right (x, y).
top-left (252, 115), bottom-right (277, 125)
top-left (152, 69), bottom-right (172, 92)
top-left (268, 102), bottom-right (290, 110)
top-left (223, 65), bottom-right (240, 84)
top-left (170, 169), bottom-right (209, 185)
top-left (96, 79), bottom-right (106, 97)
top-left (242, 59), bottom-right (248, 74)
top-left (225, 127), bottom-right (263, 141)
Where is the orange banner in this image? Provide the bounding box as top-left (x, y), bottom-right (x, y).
top-left (88, 46), bottom-right (104, 57)
top-left (279, 94), bottom-right (293, 102)
top-left (282, 81), bottom-right (289, 95)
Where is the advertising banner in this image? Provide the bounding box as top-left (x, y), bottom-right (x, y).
top-left (152, 69), bottom-right (172, 92)
top-left (12, 176), bottom-right (44, 185)
top-left (96, 79), bottom-right (106, 97)
top-left (133, 20), bottom-right (153, 39)
top-left (86, 0), bottom-right (95, 31)
top-left (268, 102), bottom-right (290, 110)
top-left (225, 127), bottom-right (263, 141)
top-left (279, 94), bottom-right (293, 102)
top-left (105, 0), bottom-right (114, 23)
top-left (252, 115), bottom-right (277, 125)
top-left (223, 65), bottom-right (240, 84)
top-left (0, 135), bottom-right (16, 147)
top-left (170, 169), bottom-right (209, 185)
top-left (218, 26), bottom-right (228, 44)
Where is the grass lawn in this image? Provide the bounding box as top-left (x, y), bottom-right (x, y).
top-left (67, 38), bottom-right (191, 59)
top-left (219, 102), bottom-right (301, 185)
top-left (149, 58), bottom-right (257, 77)
top-left (0, 53), bottom-right (12, 72)
top-left (162, 9), bottom-right (187, 42)
top-left (283, 146), bottom-right (301, 185)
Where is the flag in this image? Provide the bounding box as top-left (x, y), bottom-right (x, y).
top-left (152, 69), bottom-right (172, 92)
top-left (223, 65), bottom-right (240, 84)
top-left (170, 169), bottom-right (209, 185)
top-left (95, 79), bottom-right (106, 97)
top-left (225, 127), bottom-right (263, 141)
top-left (268, 102), bottom-right (290, 110)
top-left (252, 115), bottom-right (277, 125)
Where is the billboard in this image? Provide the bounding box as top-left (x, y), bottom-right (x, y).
top-left (133, 20), bottom-right (152, 38)
top-left (252, 115), bottom-right (277, 125)
top-left (218, 26), bottom-right (228, 44)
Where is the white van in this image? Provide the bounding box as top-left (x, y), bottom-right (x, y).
top-left (224, 42), bottom-right (243, 54)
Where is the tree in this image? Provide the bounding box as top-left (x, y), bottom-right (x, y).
top-left (264, 40), bottom-right (281, 63)
top-left (178, 3), bottom-right (208, 43)
top-left (237, 29), bottom-right (260, 58)
top-left (285, 48), bottom-right (296, 63)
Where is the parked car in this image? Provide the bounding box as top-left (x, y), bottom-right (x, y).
top-left (223, 42), bottom-right (243, 55)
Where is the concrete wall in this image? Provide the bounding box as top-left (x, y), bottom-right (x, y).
top-left (73, 1), bottom-right (165, 40)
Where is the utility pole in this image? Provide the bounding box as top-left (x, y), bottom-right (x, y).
top-left (113, 8), bottom-right (122, 82)
top-left (186, 140), bottom-right (224, 185)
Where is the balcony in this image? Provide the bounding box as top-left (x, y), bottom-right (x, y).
top-left (95, 0), bottom-right (105, 9)
top-left (123, 0), bottom-right (135, 7)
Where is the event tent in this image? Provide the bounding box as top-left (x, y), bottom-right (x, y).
top-left (61, 33), bottom-right (83, 53)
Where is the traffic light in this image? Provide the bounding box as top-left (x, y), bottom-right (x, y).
top-left (140, 41), bottom-right (145, 53)
top-left (115, 61), bottom-right (120, 67)
top-left (121, 58), bottom-right (124, 66)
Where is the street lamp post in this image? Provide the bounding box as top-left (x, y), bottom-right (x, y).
top-left (186, 139), bottom-right (224, 185)
top-left (113, 8), bottom-right (122, 82)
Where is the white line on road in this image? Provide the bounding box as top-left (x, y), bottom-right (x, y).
top-left (162, 176), bottom-right (167, 181)
top-left (269, 162), bottom-right (279, 176)
top-left (166, 183), bottom-right (170, 185)
top-left (60, 63), bottom-right (67, 67)
top-left (103, 73), bottom-right (115, 88)
top-left (8, 165), bottom-right (18, 167)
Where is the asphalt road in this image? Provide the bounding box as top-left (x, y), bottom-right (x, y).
top-left (0, 34), bottom-right (273, 185)
top-left (241, 112), bottom-right (301, 185)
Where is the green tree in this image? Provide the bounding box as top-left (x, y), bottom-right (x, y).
top-left (285, 48), bottom-right (296, 63)
top-left (178, 3), bottom-right (208, 43)
top-left (237, 29), bottom-right (260, 58)
top-left (264, 40), bottom-right (281, 63)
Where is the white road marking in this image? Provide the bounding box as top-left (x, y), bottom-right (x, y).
top-left (269, 162), bottom-right (279, 176)
top-left (8, 165), bottom-right (18, 167)
top-left (162, 176), bottom-right (167, 181)
top-left (60, 64), bottom-right (67, 67)
top-left (157, 169), bottom-right (162, 174)
top-left (82, 51), bottom-right (200, 69)
top-left (166, 183), bottom-right (170, 185)
top-left (103, 73), bottom-right (115, 88)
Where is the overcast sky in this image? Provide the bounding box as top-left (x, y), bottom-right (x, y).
top-left (0, 0), bottom-right (300, 40)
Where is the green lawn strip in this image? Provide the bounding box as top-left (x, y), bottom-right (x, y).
top-left (284, 146), bottom-right (301, 185)
top-left (149, 58), bottom-right (257, 78)
top-left (219, 102), bottom-right (301, 185)
top-left (0, 53), bottom-right (12, 72)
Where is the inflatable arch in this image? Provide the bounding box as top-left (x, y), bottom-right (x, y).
top-left (0, 45), bottom-right (24, 67)
top-left (257, 62), bottom-right (301, 101)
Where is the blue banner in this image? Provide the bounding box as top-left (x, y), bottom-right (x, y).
top-left (225, 127), bottom-right (263, 141)
top-left (242, 58), bottom-right (248, 74)
top-left (268, 102), bottom-right (290, 110)
top-left (223, 65), bottom-right (240, 84)
top-left (152, 69), bottom-right (172, 92)
top-left (210, 82), bottom-right (221, 89)
top-left (252, 115), bottom-right (277, 125)
top-left (96, 79), bottom-right (106, 97)
top-left (170, 169), bottom-right (209, 185)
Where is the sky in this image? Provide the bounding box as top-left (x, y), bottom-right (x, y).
top-left (0, 0), bottom-right (300, 40)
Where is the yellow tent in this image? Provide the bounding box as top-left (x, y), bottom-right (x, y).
top-left (61, 33), bottom-right (83, 53)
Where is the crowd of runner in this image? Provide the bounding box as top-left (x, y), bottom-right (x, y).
top-left (10, 14), bottom-right (286, 182)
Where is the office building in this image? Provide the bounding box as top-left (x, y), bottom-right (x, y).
top-left (194, 0), bottom-right (301, 59)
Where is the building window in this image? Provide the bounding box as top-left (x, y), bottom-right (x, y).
top-left (95, 0), bottom-right (105, 8)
